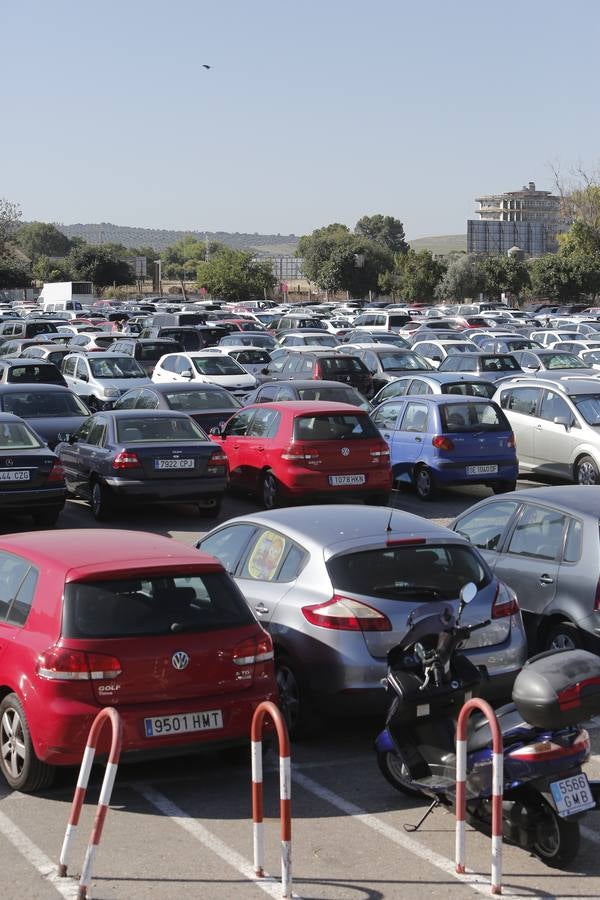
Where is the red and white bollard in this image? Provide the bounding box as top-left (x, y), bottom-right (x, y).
top-left (58, 707), bottom-right (123, 899)
top-left (251, 700), bottom-right (292, 898)
top-left (455, 697), bottom-right (503, 895)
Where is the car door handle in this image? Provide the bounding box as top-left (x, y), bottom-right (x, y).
top-left (536, 425), bottom-right (543, 430)
top-left (414, 437), bottom-right (422, 442)
top-left (257, 446), bottom-right (264, 452)
top-left (254, 603), bottom-right (269, 615)
top-left (233, 443), bottom-right (239, 450)
top-left (540, 574), bottom-right (554, 585)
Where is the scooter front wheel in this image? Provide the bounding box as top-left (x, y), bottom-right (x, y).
top-left (376, 749), bottom-right (426, 798)
top-left (532, 801), bottom-right (580, 869)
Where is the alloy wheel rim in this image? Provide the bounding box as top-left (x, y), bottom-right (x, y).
top-left (385, 752), bottom-right (413, 788)
top-left (416, 470), bottom-right (431, 496)
top-left (551, 632), bottom-right (576, 651)
top-left (578, 461), bottom-right (598, 484)
top-left (1, 709), bottom-right (26, 779)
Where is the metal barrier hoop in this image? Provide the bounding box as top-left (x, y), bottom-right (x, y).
top-left (455, 697), bottom-right (503, 895)
top-left (251, 700), bottom-right (292, 899)
top-left (58, 707), bottom-right (123, 900)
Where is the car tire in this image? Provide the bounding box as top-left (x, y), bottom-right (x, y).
top-left (575, 455), bottom-right (600, 485)
top-left (275, 654), bottom-right (317, 739)
top-left (492, 480), bottom-right (517, 494)
top-left (33, 509), bottom-right (61, 528)
top-left (543, 621), bottom-right (584, 652)
top-left (196, 497), bottom-right (222, 518)
top-left (90, 480), bottom-right (114, 522)
top-left (414, 466), bottom-right (437, 501)
top-left (261, 469), bottom-right (282, 510)
top-left (0, 694), bottom-right (55, 793)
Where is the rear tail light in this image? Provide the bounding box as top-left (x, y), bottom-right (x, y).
top-left (370, 444), bottom-right (390, 464)
top-left (207, 449), bottom-right (228, 475)
top-left (47, 462), bottom-right (65, 482)
top-left (112, 450), bottom-right (142, 469)
top-left (302, 595), bottom-right (392, 632)
top-left (232, 633), bottom-right (274, 665)
top-left (36, 646), bottom-right (122, 681)
top-left (281, 444), bottom-right (322, 466)
top-left (507, 432), bottom-right (516, 449)
top-left (509, 729), bottom-right (590, 762)
top-left (432, 435), bottom-right (455, 451)
top-left (313, 362), bottom-right (323, 379)
top-left (492, 582), bottom-right (519, 618)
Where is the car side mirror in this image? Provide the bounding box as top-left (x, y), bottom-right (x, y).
top-left (553, 415), bottom-right (570, 429)
top-left (460, 581), bottom-right (477, 605)
top-left (431, 355), bottom-right (442, 363)
top-left (261, 367), bottom-right (269, 375)
top-left (79, 373), bottom-right (89, 382)
top-left (182, 370), bottom-right (193, 379)
top-left (209, 425), bottom-right (223, 436)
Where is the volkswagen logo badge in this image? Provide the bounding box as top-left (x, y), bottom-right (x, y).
top-left (341, 447), bottom-right (350, 456)
top-left (171, 651), bottom-right (190, 671)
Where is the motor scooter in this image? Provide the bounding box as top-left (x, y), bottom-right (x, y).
top-left (375, 582), bottom-right (600, 868)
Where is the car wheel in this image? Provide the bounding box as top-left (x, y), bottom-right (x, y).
top-left (33, 509), bottom-right (61, 528)
top-left (544, 621), bottom-right (584, 652)
top-left (196, 497), bottom-right (222, 518)
top-left (261, 469), bottom-right (281, 510)
top-left (575, 455), bottom-right (600, 485)
top-left (414, 466), bottom-right (437, 501)
top-left (90, 480), bottom-right (114, 522)
top-left (492, 480), bottom-right (517, 495)
top-left (275, 655), bottom-right (317, 739)
top-left (0, 694), bottom-right (54, 792)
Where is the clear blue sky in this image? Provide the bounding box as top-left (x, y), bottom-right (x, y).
top-left (2, 0), bottom-right (599, 239)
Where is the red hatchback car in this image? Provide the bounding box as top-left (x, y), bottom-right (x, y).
top-left (210, 400), bottom-right (392, 508)
top-left (0, 530), bottom-right (276, 792)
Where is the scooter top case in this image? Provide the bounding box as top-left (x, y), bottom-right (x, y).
top-left (513, 649), bottom-right (600, 730)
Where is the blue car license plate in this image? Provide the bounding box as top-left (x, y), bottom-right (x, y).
top-left (550, 773), bottom-right (595, 817)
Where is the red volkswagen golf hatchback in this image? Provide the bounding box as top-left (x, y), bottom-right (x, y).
top-left (210, 400), bottom-right (392, 508)
top-left (0, 530), bottom-right (277, 792)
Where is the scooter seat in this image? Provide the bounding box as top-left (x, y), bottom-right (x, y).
top-left (467, 703), bottom-right (534, 752)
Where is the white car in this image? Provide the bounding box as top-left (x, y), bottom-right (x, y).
top-left (218, 347), bottom-right (272, 378)
top-left (152, 349), bottom-right (257, 397)
top-left (61, 352), bottom-right (151, 410)
top-left (411, 339), bottom-right (478, 367)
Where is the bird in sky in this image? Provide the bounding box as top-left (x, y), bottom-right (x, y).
top-left (202, 64), bottom-right (212, 69)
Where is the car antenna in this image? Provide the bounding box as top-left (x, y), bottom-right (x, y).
top-left (385, 506), bottom-right (394, 534)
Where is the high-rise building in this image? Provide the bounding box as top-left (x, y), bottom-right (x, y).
top-left (467, 181), bottom-right (566, 256)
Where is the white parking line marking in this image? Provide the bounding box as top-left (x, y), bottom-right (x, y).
top-left (137, 784), bottom-right (304, 899)
top-left (0, 809), bottom-right (80, 899)
top-left (291, 769), bottom-right (547, 899)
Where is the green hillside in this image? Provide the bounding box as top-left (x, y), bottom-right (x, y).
top-left (409, 234), bottom-right (466, 255)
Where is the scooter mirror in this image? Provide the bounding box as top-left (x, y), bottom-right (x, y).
top-left (460, 582), bottom-right (477, 605)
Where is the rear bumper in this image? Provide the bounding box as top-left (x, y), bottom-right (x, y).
top-left (0, 486), bottom-right (66, 511)
top-left (103, 476), bottom-right (227, 502)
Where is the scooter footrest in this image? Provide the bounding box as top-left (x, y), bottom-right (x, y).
top-left (413, 775), bottom-right (455, 792)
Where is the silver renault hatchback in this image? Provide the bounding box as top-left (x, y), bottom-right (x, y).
top-left (197, 505), bottom-right (527, 735)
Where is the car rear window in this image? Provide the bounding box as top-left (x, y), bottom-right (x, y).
top-left (192, 356), bottom-right (244, 375)
top-left (3, 390), bottom-right (89, 418)
top-left (296, 386), bottom-right (365, 406)
top-left (440, 402), bottom-right (509, 432)
top-left (481, 355), bottom-right (520, 372)
top-left (165, 389), bottom-right (240, 411)
top-left (89, 357), bottom-right (147, 378)
top-left (0, 420), bottom-right (43, 449)
top-left (116, 415), bottom-right (206, 442)
top-left (327, 544), bottom-right (490, 600)
top-left (137, 342), bottom-right (177, 360)
top-left (7, 365), bottom-right (64, 384)
top-left (319, 357), bottom-right (366, 374)
top-left (293, 413), bottom-right (378, 441)
top-left (441, 381), bottom-right (495, 398)
top-left (162, 330), bottom-right (200, 350)
top-left (62, 573), bottom-right (254, 638)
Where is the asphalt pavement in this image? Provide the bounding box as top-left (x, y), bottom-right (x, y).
top-left (3, 479), bottom-right (600, 898)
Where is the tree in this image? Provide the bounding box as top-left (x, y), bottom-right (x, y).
top-left (296, 224), bottom-right (351, 284)
top-left (162, 236), bottom-right (221, 279)
top-left (31, 254), bottom-right (73, 283)
top-left (297, 222), bottom-right (393, 296)
top-left (482, 255), bottom-right (530, 300)
top-left (196, 247), bottom-right (276, 301)
top-left (558, 219), bottom-right (600, 257)
top-left (68, 244), bottom-right (135, 291)
top-left (0, 198), bottom-right (21, 256)
top-left (393, 249), bottom-right (446, 302)
top-left (355, 214), bottom-right (408, 254)
top-left (15, 222), bottom-right (73, 261)
top-left (527, 255), bottom-right (595, 302)
top-left (0, 256), bottom-right (32, 288)
top-left (435, 254), bottom-right (486, 301)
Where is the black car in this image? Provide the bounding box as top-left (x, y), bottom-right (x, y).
top-left (0, 412), bottom-right (66, 527)
top-left (346, 345), bottom-right (433, 393)
top-left (108, 338), bottom-right (184, 375)
top-left (244, 378), bottom-right (370, 410)
top-left (0, 384), bottom-right (90, 449)
top-left (139, 325), bottom-right (228, 350)
top-left (56, 409), bottom-right (228, 521)
top-left (0, 360), bottom-right (67, 387)
top-left (112, 382), bottom-right (242, 432)
top-left (276, 351), bottom-right (373, 397)
top-left (437, 352), bottom-right (524, 383)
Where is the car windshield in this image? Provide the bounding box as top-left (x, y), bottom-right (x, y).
top-left (327, 544), bottom-right (489, 601)
top-left (306, 335), bottom-right (337, 346)
top-left (583, 351), bottom-right (600, 365)
top-left (7, 365), bottom-right (63, 384)
top-left (442, 381), bottom-right (495, 398)
top-left (0, 420), bottom-right (43, 449)
top-left (319, 357), bottom-right (366, 374)
top-left (480, 355), bottom-right (520, 372)
top-left (137, 342), bottom-right (176, 360)
top-left (89, 357), bottom-right (147, 378)
top-left (192, 356), bottom-right (245, 375)
top-left (2, 390), bottom-right (89, 418)
top-left (382, 352), bottom-right (428, 371)
top-left (540, 353), bottom-right (588, 369)
top-left (294, 413), bottom-right (378, 440)
top-left (574, 395), bottom-right (600, 426)
top-left (440, 402), bottom-right (509, 432)
top-left (165, 389), bottom-right (240, 411)
top-left (116, 415), bottom-right (207, 442)
top-left (232, 350), bottom-right (270, 364)
top-left (62, 573), bottom-right (254, 638)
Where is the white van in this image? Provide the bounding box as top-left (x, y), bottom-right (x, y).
top-left (38, 281), bottom-right (93, 312)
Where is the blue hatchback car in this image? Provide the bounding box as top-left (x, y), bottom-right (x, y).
top-left (370, 394), bottom-right (518, 499)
